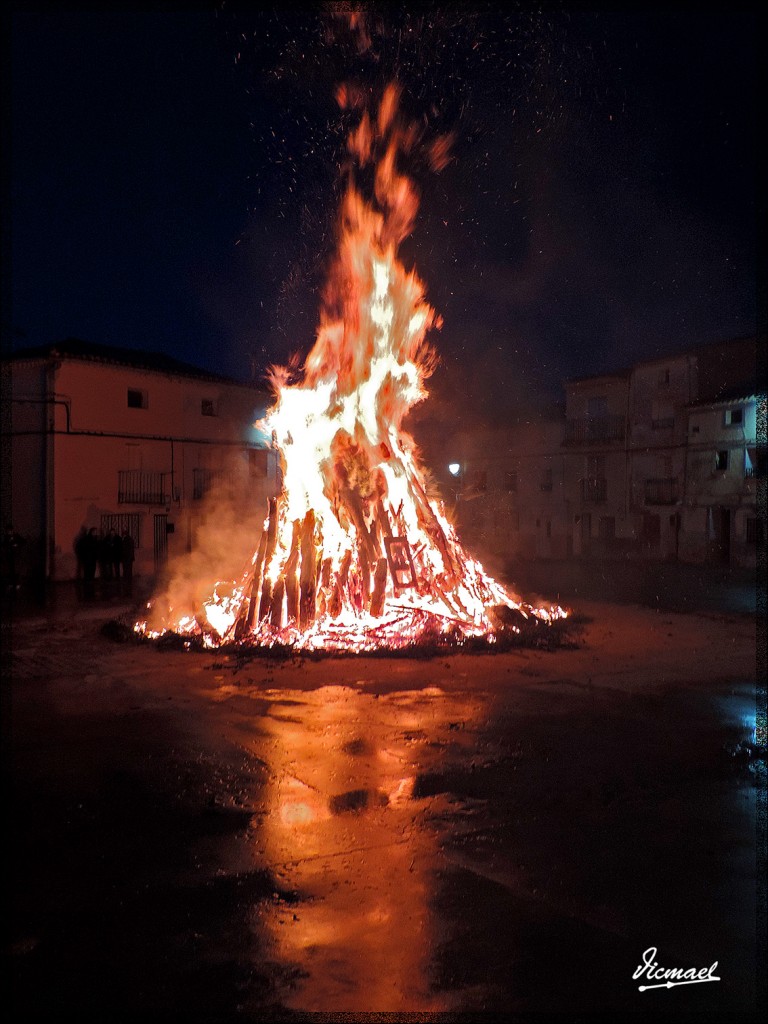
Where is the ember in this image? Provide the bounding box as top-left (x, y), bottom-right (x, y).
top-left (137, 83), bottom-right (565, 651)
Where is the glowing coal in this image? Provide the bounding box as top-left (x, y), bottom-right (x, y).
top-left (137, 84), bottom-right (566, 652)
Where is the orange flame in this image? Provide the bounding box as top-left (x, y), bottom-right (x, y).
top-left (137, 83), bottom-right (566, 650)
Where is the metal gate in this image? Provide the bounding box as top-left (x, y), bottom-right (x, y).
top-left (153, 513), bottom-right (168, 570)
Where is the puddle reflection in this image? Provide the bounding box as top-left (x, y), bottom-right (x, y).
top-left (255, 683), bottom-right (480, 1013)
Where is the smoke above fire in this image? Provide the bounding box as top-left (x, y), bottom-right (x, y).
top-left (138, 75), bottom-right (565, 651)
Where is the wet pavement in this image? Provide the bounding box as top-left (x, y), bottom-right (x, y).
top-left (505, 558), bottom-right (759, 616)
top-left (4, 597), bottom-right (764, 1021)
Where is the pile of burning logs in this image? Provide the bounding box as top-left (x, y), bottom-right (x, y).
top-left (227, 476), bottom-right (474, 640)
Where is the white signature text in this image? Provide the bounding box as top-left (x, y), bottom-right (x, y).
top-left (633, 946), bottom-right (720, 991)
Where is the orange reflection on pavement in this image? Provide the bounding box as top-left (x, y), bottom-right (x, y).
top-left (255, 683), bottom-right (478, 1013)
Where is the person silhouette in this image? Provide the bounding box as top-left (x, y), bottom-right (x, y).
top-left (82, 528), bottom-right (98, 599)
top-left (109, 529), bottom-right (122, 579)
top-left (121, 530), bottom-right (135, 593)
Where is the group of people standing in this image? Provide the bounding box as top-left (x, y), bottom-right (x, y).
top-left (74, 527), bottom-right (135, 595)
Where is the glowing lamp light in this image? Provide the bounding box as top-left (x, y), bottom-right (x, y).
top-left (448, 462), bottom-right (461, 477)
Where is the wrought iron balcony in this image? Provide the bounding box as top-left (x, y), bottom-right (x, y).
top-left (193, 467), bottom-right (247, 499)
top-left (644, 477), bottom-right (679, 505)
top-left (118, 470), bottom-right (170, 505)
top-left (580, 477), bottom-right (607, 503)
top-left (564, 415), bottom-right (625, 445)
top-left (193, 467), bottom-right (225, 500)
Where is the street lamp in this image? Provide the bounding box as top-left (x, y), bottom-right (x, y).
top-left (447, 462), bottom-right (464, 512)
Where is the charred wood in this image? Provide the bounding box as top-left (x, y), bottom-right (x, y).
top-left (256, 497), bottom-right (280, 623)
top-left (258, 578), bottom-right (273, 623)
top-left (241, 529), bottom-right (268, 635)
top-left (376, 498), bottom-right (393, 540)
top-left (299, 510), bottom-right (317, 628)
top-left (330, 550), bottom-right (352, 618)
top-left (285, 519), bottom-right (301, 624)
top-left (270, 576), bottom-right (285, 629)
top-left (370, 557), bottom-right (388, 617)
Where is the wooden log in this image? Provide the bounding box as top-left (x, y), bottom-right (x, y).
top-left (376, 498), bottom-right (393, 540)
top-left (317, 556), bottom-right (332, 619)
top-left (369, 508), bottom-right (381, 553)
top-left (338, 549), bottom-right (352, 588)
top-left (409, 477), bottom-right (458, 582)
top-left (258, 578), bottom-right (273, 623)
top-left (255, 497), bottom-right (280, 622)
top-left (340, 486), bottom-right (378, 565)
top-left (391, 501), bottom-right (409, 539)
top-left (330, 550), bottom-right (352, 618)
top-left (358, 542), bottom-right (371, 609)
top-left (265, 497), bottom-right (280, 561)
top-left (370, 557), bottom-right (388, 617)
top-left (270, 576), bottom-right (285, 629)
top-left (320, 557), bottom-right (332, 589)
top-left (241, 529), bottom-right (268, 635)
top-left (299, 510), bottom-right (317, 628)
top-left (285, 519), bottom-right (301, 624)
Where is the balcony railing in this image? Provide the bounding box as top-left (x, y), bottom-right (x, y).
top-left (644, 477), bottom-right (678, 505)
top-left (565, 415), bottom-right (625, 445)
top-left (580, 477), bottom-right (607, 503)
top-left (193, 467), bottom-right (249, 500)
top-left (118, 470), bottom-right (170, 505)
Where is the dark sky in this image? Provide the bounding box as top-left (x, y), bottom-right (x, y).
top-left (5, 4), bottom-right (762, 426)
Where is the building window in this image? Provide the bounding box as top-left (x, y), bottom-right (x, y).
top-left (101, 513), bottom-right (141, 548)
top-left (599, 516), bottom-right (616, 541)
top-left (746, 448), bottom-right (767, 478)
top-left (746, 517), bottom-right (764, 546)
top-left (540, 467), bottom-right (553, 492)
top-left (118, 470), bottom-right (169, 505)
top-left (127, 388), bottom-right (148, 409)
top-left (201, 398), bottom-right (217, 417)
top-left (723, 407), bottom-right (743, 426)
top-left (658, 368), bottom-right (670, 385)
top-left (504, 470), bottom-right (518, 492)
top-left (691, 424), bottom-right (700, 434)
top-left (715, 450), bottom-right (729, 471)
top-left (193, 467), bottom-right (218, 500)
top-left (651, 400), bottom-right (674, 429)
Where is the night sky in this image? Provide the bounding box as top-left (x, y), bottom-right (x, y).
top-left (6, 5), bottom-right (761, 426)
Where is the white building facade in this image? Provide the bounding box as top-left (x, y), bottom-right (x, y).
top-left (682, 393), bottom-right (765, 567)
top-left (7, 340), bottom-right (278, 581)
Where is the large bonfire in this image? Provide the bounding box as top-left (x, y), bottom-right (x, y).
top-left (138, 83), bottom-right (565, 652)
